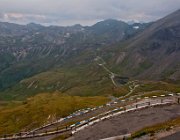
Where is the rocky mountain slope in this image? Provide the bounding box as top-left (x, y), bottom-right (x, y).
top-left (0, 20), bottom-right (147, 91)
top-left (108, 9), bottom-right (180, 81)
top-left (0, 10), bottom-right (179, 100)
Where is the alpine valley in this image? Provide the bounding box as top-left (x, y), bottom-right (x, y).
top-left (0, 9), bottom-right (179, 137)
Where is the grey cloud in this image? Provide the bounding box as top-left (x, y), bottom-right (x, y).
top-left (0, 0), bottom-right (179, 26)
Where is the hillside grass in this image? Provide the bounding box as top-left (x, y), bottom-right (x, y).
top-left (0, 63), bottom-right (130, 100)
top-left (0, 93), bottom-right (108, 135)
top-left (0, 64), bottom-right (107, 100)
top-left (132, 81), bottom-right (180, 94)
top-left (51, 133), bottom-right (71, 140)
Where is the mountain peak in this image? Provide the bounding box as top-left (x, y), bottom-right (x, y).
top-left (27, 22), bottom-right (43, 27)
top-left (93, 19), bottom-right (126, 26)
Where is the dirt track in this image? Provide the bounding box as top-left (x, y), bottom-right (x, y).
top-left (68, 104), bottom-right (180, 140)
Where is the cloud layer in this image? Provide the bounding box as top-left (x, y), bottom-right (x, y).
top-left (0, 0), bottom-right (180, 26)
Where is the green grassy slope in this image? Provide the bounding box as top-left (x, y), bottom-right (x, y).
top-left (0, 93), bottom-right (108, 134)
top-left (0, 61), bottom-right (130, 100)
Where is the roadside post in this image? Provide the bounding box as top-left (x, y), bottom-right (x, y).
top-left (135, 104), bottom-right (138, 108)
top-left (178, 98), bottom-right (180, 104)
top-left (19, 132), bottom-right (21, 137)
top-left (161, 99), bottom-right (163, 103)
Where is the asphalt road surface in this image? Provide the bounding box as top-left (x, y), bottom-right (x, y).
top-left (159, 131), bottom-right (180, 140)
top-left (1, 97), bottom-right (178, 140)
top-left (68, 104), bottom-right (180, 140)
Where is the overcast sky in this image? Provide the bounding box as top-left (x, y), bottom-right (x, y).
top-left (0, 0), bottom-right (180, 26)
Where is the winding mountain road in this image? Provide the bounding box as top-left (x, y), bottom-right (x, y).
top-left (1, 94), bottom-right (179, 140)
top-left (94, 56), bottom-right (118, 87)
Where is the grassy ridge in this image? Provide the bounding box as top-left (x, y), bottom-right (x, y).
top-left (0, 64), bottom-right (109, 100)
top-left (132, 81), bottom-right (180, 94)
top-left (0, 93), bottom-right (108, 135)
top-left (0, 63), bottom-right (130, 100)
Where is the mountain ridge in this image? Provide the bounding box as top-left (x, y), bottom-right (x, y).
top-left (108, 9), bottom-right (180, 81)
top-left (0, 10), bottom-right (179, 100)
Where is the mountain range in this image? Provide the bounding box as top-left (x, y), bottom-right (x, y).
top-left (0, 10), bottom-right (179, 100)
